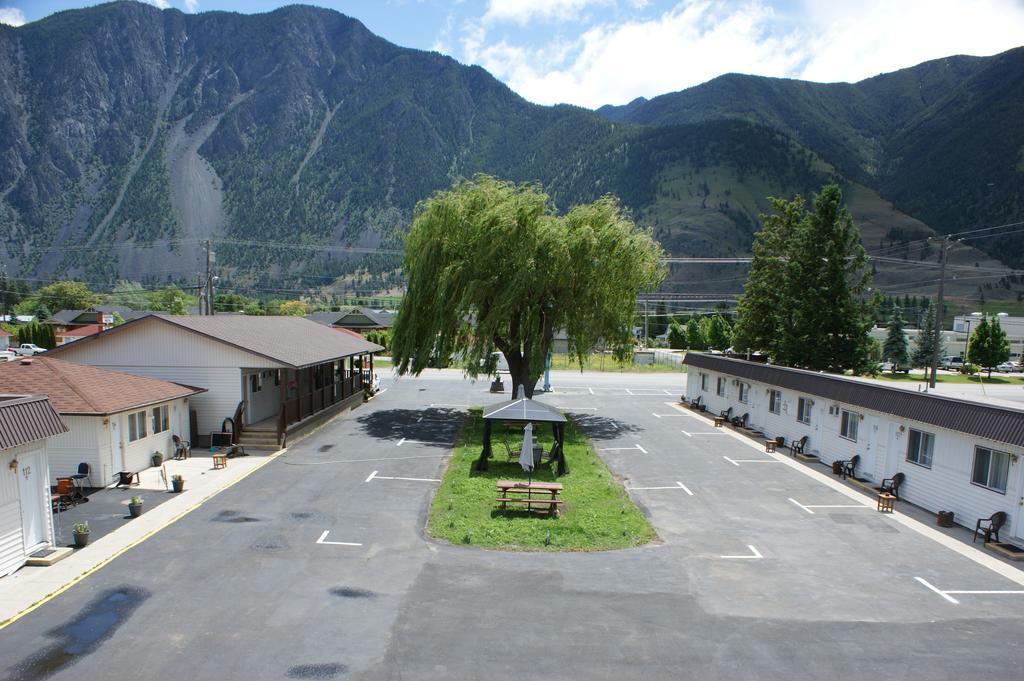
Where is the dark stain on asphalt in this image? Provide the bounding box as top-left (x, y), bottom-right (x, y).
top-left (318, 444), bottom-right (334, 452)
top-left (251, 536), bottom-right (288, 551)
top-left (212, 509), bottom-right (260, 523)
top-left (6, 586), bottom-right (149, 681)
top-left (329, 587), bottom-right (376, 599)
top-left (286, 662), bottom-right (347, 679)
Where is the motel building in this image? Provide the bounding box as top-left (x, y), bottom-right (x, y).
top-left (683, 353), bottom-right (1024, 547)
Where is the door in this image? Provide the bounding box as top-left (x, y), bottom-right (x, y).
top-left (862, 416), bottom-right (880, 482)
top-left (110, 417), bottom-right (125, 472)
top-left (1013, 456), bottom-right (1024, 543)
top-left (17, 450), bottom-right (46, 551)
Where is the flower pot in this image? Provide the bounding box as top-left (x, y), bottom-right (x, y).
top-left (937, 510), bottom-right (955, 527)
top-left (152, 453), bottom-right (163, 467)
top-left (73, 531), bottom-right (90, 548)
top-left (129, 503), bottom-right (144, 518)
top-left (172, 480), bottom-right (184, 493)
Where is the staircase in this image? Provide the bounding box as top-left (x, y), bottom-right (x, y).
top-left (237, 424), bottom-right (280, 452)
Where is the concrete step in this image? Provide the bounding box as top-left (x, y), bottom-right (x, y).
top-left (238, 442), bottom-right (280, 452)
top-left (239, 437), bottom-right (278, 447)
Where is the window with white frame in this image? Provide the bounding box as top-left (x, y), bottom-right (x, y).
top-left (738, 382), bottom-right (749, 403)
top-left (840, 410), bottom-right (859, 441)
top-left (972, 446), bottom-right (1010, 493)
top-left (250, 373), bottom-right (262, 393)
top-left (906, 429), bottom-right (934, 468)
top-left (716, 377), bottom-right (726, 397)
top-left (797, 397), bottom-right (813, 424)
top-left (151, 405), bottom-right (169, 434)
top-left (128, 411), bottom-right (147, 442)
top-left (700, 373), bottom-right (708, 391)
top-left (769, 390), bottom-right (782, 415)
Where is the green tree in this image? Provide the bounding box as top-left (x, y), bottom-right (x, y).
top-left (685, 318), bottom-right (707, 350)
top-left (911, 304), bottom-right (944, 368)
top-left (149, 285), bottom-right (191, 315)
top-left (107, 280), bottom-right (150, 309)
top-left (882, 305), bottom-right (909, 372)
top-left (16, 281), bottom-right (100, 315)
top-left (734, 184), bottom-right (872, 372)
top-left (705, 314), bottom-right (732, 350)
top-left (279, 300), bottom-right (307, 316)
top-left (648, 301), bottom-right (668, 339)
top-left (667, 321), bottom-right (686, 349)
top-left (391, 175), bottom-right (664, 397)
top-left (966, 314), bottom-right (1011, 376)
top-left (15, 320), bottom-right (56, 349)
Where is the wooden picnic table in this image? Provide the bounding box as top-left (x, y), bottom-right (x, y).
top-left (495, 480), bottom-right (564, 515)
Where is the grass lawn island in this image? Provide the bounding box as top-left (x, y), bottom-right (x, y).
top-left (47, 314), bottom-right (381, 449)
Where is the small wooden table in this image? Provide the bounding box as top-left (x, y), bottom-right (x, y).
top-left (496, 480), bottom-right (564, 515)
top-left (765, 440), bottom-right (778, 453)
top-left (876, 492), bottom-right (896, 513)
top-left (212, 451), bottom-right (228, 469)
top-left (714, 416), bottom-right (725, 427)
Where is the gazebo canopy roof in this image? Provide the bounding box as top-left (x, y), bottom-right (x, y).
top-left (482, 397), bottom-right (567, 423)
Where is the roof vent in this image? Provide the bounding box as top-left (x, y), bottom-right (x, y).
top-left (19, 357), bottom-right (33, 365)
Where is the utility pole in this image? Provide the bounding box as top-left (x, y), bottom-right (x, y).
top-left (643, 297), bottom-right (649, 349)
top-left (928, 235), bottom-right (951, 389)
top-left (204, 240), bottom-right (216, 315)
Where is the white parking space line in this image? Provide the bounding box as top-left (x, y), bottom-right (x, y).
top-left (724, 456), bottom-right (783, 466)
top-left (652, 413), bottom-right (661, 418)
top-left (788, 498), bottom-right (870, 514)
top-left (599, 444), bottom-right (647, 453)
top-left (625, 388), bottom-right (634, 395)
top-left (428, 403), bottom-right (470, 408)
top-left (915, 576), bottom-right (1024, 605)
top-left (663, 390), bottom-right (673, 395)
top-left (316, 530), bottom-right (362, 547)
top-left (364, 470), bottom-right (441, 483)
top-left (396, 438), bottom-right (430, 447)
top-left (721, 545), bottom-right (763, 559)
top-left (628, 481), bottom-right (693, 494)
top-left (635, 444), bottom-right (648, 454)
top-left (681, 430), bottom-right (691, 437)
top-left (589, 387), bottom-right (595, 395)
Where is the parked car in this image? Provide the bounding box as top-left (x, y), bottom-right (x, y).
top-left (939, 356), bottom-right (964, 371)
top-left (995, 362), bottom-right (1018, 373)
top-left (0, 350), bottom-right (16, 362)
top-left (14, 343), bottom-right (46, 356)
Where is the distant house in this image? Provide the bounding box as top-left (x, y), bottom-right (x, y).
top-left (55, 323), bottom-right (104, 345)
top-left (0, 328), bottom-right (9, 350)
top-left (307, 307), bottom-right (395, 333)
top-left (0, 357), bottom-right (204, 483)
top-left (0, 394), bottom-right (67, 577)
top-left (44, 306), bottom-right (147, 334)
top-left (48, 315), bottom-right (382, 448)
top-left (684, 353), bottom-right (1024, 545)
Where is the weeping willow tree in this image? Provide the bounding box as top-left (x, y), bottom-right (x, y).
top-left (391, 175), bottom-right (665, 397)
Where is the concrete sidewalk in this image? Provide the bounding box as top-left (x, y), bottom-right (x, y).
top-left (0, 450), bottom-right (283, 627)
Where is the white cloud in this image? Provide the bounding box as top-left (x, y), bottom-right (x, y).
top-left (484, 0), bottom-right (612, 25)
top-left (143, 0), bottom-right (171, 9)
top-left (0, 7), bottom-right (25, 26)
top-left (184, 0), bottom-right (200, 12)
top-left (456, 0), bottom-right (1024, 108)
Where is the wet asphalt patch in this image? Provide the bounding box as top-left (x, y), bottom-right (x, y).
top-left (212, 510), bottom-right (261, 523)
top-left (329, 587), bottom-right (376, 599)
top-left (286, 662), bottom-right (347, 679)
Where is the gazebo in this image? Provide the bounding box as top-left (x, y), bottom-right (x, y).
top-left (477, 394), bottom-right (568, 476)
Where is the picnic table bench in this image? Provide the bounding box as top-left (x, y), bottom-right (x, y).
top-left (496, 480), bottom-right (564, 515)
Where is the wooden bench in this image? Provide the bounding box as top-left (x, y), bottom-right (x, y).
top-left (713, 416), bottom-right (725, 427)
top-left (212, 452), bottom-right (228, 469)
top-left (496, 480), bottom-right (564, 515)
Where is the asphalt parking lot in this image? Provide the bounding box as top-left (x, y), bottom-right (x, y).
top-left (1, 369), bottom-right (1022, 681)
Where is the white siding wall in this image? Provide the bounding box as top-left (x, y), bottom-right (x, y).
top-left (686, 368), bottom-right (1024, 542)
top-left (0, 441), bottom-right (53, 577)
top-left (111, 397), bottom-right (195, 471)
top-left (47, 415), bottom-right (109, 484)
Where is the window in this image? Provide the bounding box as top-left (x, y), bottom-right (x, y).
top-left (769, 390), bottom-right (782, 415)
top-left (700, 373), bottom-right (708, 391)
top-left (972, 446), bottom-right (1010, 493)
top-left (151, 406), bottom-right (169, 434)
top-left (906, 429), bottom-right (934, 468)
top-left (797, 397), bottom-right (813, 425)
top-left (716, 377), bottom-right (726, 397)
top-left (840, 410), bottom-right (859, 441)
top-left (128, 411), bottom-right (147, 442)
top-left (738, 383), bottom-right (749, 403)
top-left (250, 373), bottom-right (262, 393)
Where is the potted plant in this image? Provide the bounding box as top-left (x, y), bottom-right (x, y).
top-left (73, 522), bottom-right (90, 548)
top-left (171, 474), bottom-right (184, 493)
top-left (152, 451), bottom-right (163, 467)
top-left (128, 495), bottom-right (144, 518)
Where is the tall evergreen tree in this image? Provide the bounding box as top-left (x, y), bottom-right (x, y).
top-left (966, 314), bottom-right (1011, 376)
top-left (685, 318), bottom-right (707, 350)
top-left (882, 305), bottom-right (909, 372)
top-left (911, 304), bottom-right (944, 368)
top-left (667, 321), bottom-right (686, 349)
top-left (706, 314), bottom-right (732, 351)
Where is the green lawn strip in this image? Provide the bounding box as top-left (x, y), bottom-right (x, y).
top-left (427, 410), bottom-right (656, 551)
top-left (548, 352), bottom-right (684, 373)
top-left (870, 372), bottom-right (1024, 385)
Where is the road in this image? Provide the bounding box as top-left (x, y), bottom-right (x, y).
top-left (1, 369), bottom-right (1022, 681)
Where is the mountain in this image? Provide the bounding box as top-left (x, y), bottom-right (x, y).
top-left (0, 1), bottom-right (1020, 303)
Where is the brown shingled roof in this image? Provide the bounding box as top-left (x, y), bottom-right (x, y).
top-left (0, 356), bottom-right (205, 416)
top-left (0, 395), bottom-right (68, 449)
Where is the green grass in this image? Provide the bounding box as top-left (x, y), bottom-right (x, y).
top-left (427, 410), bottom-right (657, 551)
top-left (548, 352), bottom-right (685, 373)
top-left (870, 371), bottom-right (1024, 385)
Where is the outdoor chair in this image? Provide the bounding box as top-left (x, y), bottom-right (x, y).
top-left (52, 478), bottom-right (77, 512)
top-left (173, 435), bottom-right (191, 460)
top-left (688, 395), bottom-right (703, 410)
top-left (973, 511), bottom-right (1008, 543)
top-left (719, 407), bottom-right (733, 421)
top-left (70, 462), bottom-right (91, 490)
top-left (787, 436), bottom-right (808, 456)
top-left (730, 412), bottom-right (749, 429)
top-left (839, 454), bottom-right (860, 480)
top-left (879, 472), bottom-right (905, 501)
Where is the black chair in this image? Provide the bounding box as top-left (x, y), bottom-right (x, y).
top-left (173, 434), bottom-right (191, 460)
top-left (879, 472), bottom-right (905, 500)
top-left (787, 436), bottom-right (808, 456)
top-left (973, 511), bottom-right (1008, 543)
top-left (719, 407), bottom-right (733, 421)
top-left (839, 454), bottom-right (860, 480)
top-left (69, 462), bottom-right (91, 492)
top-left (688, 395), bottom-right (703, 410)
top-left (730, 412), bottom-right (749, 429)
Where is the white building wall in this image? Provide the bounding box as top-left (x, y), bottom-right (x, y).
top-left (47, 415), bottom-right (110, 484)
top-left (0, 441), bottom-right (53, 577)
top-left (685, 367), bottom-right (1024, 543)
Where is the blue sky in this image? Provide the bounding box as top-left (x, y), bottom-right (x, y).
top-left (5, 1), bottom-right (1024, 108)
